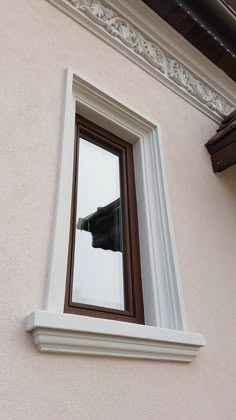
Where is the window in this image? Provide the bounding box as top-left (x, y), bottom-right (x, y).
top-left (25, 70), bottom-right (205, 361)
top-left (65, 115), bottom-right (144, 324)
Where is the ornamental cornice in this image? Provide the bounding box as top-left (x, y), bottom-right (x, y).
top-left (48, 0), bottom-right (235, 119)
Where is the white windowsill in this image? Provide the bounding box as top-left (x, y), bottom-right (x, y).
top-left (25, 311), bottom-right (205, 362)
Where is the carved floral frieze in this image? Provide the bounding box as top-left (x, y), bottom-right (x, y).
top-left (67, 0), bottom-right (234, 117)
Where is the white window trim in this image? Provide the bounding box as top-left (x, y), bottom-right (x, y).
top-left (25, 68), bottom-right (205, 362)
top-left (26, 310), bottom-right (204, 362)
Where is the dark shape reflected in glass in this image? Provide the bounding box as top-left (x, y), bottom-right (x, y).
top-left (77, 197), bottom-right (123, 252)
top-left (72, 137), bottom-right (125, 310)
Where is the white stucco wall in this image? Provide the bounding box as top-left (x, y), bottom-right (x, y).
top-left (1, 0), bottom-right (236, 419)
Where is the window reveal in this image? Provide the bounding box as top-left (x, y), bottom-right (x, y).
top-left (65, 115), bottom-right (144, 324)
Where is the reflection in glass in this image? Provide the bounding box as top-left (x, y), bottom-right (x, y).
top-left (72, 137), bottom-right (125, 310)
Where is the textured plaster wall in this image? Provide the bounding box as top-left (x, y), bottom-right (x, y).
top-left (0, 0), bottom-right (236, 419)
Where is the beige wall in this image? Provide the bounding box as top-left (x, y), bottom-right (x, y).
top-left (1, 0), bottom-right (236, 419)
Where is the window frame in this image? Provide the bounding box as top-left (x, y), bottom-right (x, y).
top-left (25, 69), bottom-right (205, 361)
top-left (41, 69), bottom-right (189, 331)
top-left (64, 115), bottom-right (144, 324)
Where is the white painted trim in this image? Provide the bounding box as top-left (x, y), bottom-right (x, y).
top-left (26, 68), bottom-right (206, 360)
top-left (43, 70), bottom-right (76, 312)
top-left (26, 311), bottom-right (205, 362)
top-left (44, 68), bottom-right (188, 330)
top-left (46, 0), bottom-right (236, 122)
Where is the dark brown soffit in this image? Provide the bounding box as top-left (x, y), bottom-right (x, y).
top-left (142, 0), bottom-right (236, 82)
top-left (205, 109), bottom-right (236, 172)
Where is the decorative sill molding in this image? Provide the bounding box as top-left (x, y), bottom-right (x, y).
top-left (47, 0), bottom-right (236, 121)
top-left (26, 311), bottom-right (205, 362)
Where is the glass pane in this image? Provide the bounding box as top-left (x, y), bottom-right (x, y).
top-left (72, 136), bottom-right (125, 310)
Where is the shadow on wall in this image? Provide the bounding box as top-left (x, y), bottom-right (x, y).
top-left (216, 164), bottom-right (236, 204)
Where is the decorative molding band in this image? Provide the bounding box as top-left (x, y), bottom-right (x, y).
top-left (26, 311), bottom-right (205, 362)
top-left (47, 0), bottom-right (235, 120)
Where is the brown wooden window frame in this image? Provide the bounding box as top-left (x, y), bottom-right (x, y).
top-left (64, 114), bottom-right (144, 324)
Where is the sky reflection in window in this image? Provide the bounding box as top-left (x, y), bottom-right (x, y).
top-left (72, 137), bottom-right (125, 310)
